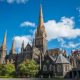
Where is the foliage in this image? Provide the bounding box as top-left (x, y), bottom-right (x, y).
top-left (19, 59), bottom-right (39, 77)
top-left (0, 63), bottom-right (15, 77)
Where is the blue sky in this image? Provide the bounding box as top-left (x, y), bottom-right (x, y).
top-left (0, 0), bottom-right (80, 55)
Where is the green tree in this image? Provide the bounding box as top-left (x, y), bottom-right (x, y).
top-left (0, 63), bottom-right (15, 77)
top-left (19, 59), bottom-right (39, 77)
top-left (0, 64), bottom-right (3, 76)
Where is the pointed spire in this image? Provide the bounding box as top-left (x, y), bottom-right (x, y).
top-left (1, 31), bottom-right (7, 49)
top-left (21, 40), bottom-right (24, 53)
top-left (32, 39), bottom-right (35, 47)
top-left (10, 38), bottom-right (16, 54)
top-left (27, 42), bottom-right (30, 46)
top-left (35, 4), bottom-right (46, 37)
top-left (22, 40), bottom-right (24, 49)
top-left (11, 39), bottom-right (15, 51)
top-left (38, 4), bottom-right (44, 28)
top-left (26, 42), bottom-right (32, 50)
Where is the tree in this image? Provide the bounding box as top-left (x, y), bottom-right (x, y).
top-left (19, 59), bottom-right (39, 77)
top-left (0, 63), bottom-right (15, 77)
top-left (0, 64), bottom-right (3, 76)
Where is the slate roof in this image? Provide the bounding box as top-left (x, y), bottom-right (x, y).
top-left (49, 55), bottom-right (57, 62)
top-left (48, 48), bottom-right (61, 55)
top-left (56, 54), bottom-right (70, 64)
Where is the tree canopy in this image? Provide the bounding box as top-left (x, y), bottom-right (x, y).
top-left (19, 59), bottom-right (39, 77)
top-left (0, 63), bottom-right (15, 77)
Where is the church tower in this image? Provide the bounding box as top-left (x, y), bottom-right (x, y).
top-left (10, 39), bottom-right (16, 54)
top-left (34, 5), bottom-right (47, 59)
top-left (0, 32), bottom-right (7, 64)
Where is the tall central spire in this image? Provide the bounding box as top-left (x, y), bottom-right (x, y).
top-left (36, 4), bottom-right (46, 37)
top-left (39, 4), bottom-right (44, 28)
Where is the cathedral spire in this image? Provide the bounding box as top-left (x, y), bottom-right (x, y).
top-left (34, 5), bottom-right (47, 58)
top-left (36, 5), bottom-right (46, 37)
top-left (10, 38), bottom-right (16, 54)
top-left (39, 4), bottom-right (44, 27)
top-left (0, 31), bottom-right (7, 64)
top-left (21, 40), bottom-right (24, 53)
top-left (1, 31), bottom-right (7, 49)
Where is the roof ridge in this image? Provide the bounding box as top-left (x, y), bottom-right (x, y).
top-left (56, 54), bottom-right (69, 64)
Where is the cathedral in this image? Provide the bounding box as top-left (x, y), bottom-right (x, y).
top-left (0, 5), bottom-right (80, 78)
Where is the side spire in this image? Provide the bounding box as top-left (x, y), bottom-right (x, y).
top-left (0, 31), bottom-right (7, 64)
top-left (10, 38), bottom-right (16, 54)
top-left (21, 40), bottom-right (24, 53)
top-left (1, 31), bottom-right (7, 49)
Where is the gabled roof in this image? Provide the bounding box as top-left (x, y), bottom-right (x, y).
top-left (56, 54), bottom-right (69, 64)
top-left (43, 54), bottom-right (55, 65)
top-left (49, 55), bottom-right (57, 62)
top-left (25, 43), bottom-right (32, 50)
top-left (48, 48), bottom-right (60, 55)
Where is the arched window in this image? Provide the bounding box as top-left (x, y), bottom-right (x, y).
top-left (43, 65), bottom-right (47, 71)
top-left (65, 65), bottom-right (69, 72)
top-left (49, 65), bottom-right (55, 72)
top-left (57, 65), bottom-right (62, 72)
top-left (49, 65), bottom-right (53, 71)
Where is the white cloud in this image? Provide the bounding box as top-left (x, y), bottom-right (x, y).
top-left (44, 17), bottom-right (80, 41)
top-left (0, 0), bottom-right (28, 4)
top-left (58, 38), bottom-right (80, 48)
top-left (20, 21), bottom-right (36, 27)
top-left (14, 35), bottom-right (32, 52)
top-left (57, 38), bottom-right (65, 47)
top-left (13, 17), bottom-right (80, 51)
top-left (63, 42), bottom-right (80, 48)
